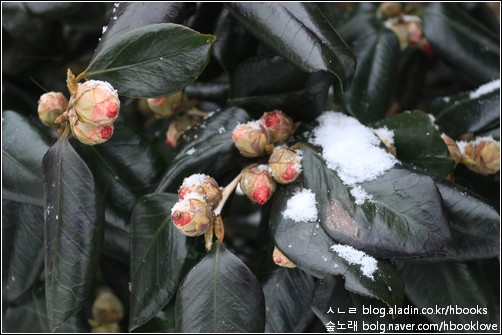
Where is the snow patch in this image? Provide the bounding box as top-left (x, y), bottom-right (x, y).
top-left (282, 189), bottom-right (318, 223)
top-left (330, 244), bottom-right (378, 280)
top-left (350, 186), bottom-right (373, 205)
top-left (186, 147), bottom-right (196, 155)
top-left (372, 126), bottom-right (395, 146)
top-left (469, 79), bottom-right (500, 100)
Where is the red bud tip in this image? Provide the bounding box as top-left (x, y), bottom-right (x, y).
top-left (281, 164), bottom-right (298, 181)
top-left (262, 112), bottom-right (281, 128)
top-left (101, 125), bottom-right (113, 139)
top-left (172, 211), bottom-right (192, 227)
top-left (252, 186), bottom-right (271, 205)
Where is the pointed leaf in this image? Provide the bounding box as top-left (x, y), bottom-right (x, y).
top-left (155, 107), bottom-right (251, 193)
top-left (2, 110), bottom-right (51, 207)
top-left (372, 110), bottom-right (454, 177)
top-left (334, 16), bottom-right (400, 124)
top-left (129, 193), bottom-right (191, 330)
top-left (42, 136), bottom-right (104, 331)
top-left (2, 200), bottom-right (44, 302)
top-left (430, 81), bottom-right (500, 138)
top-left (263, 268), bottom-right (316, 332)
top-left (422, 3), bottom-right (499, 84)
top-left (225, 2), bottom-right (356, 91)
top-left (83, 23), bottom-right (216, 98)
top-left (175, 243), bottom-right (265, 332)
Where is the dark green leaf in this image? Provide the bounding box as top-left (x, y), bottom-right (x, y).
top-left (393, 48), bottom-right (428, 111)
top-left (155, 107), bottom-right (251, 193)
top-left (397, 260), bottom-right (500, 325)
top-left (372, 110), bottom-right (454, 177)
top-left (2, 200), bottom-right (44, 303)
top-left (228, 56), bottom-right (333, 121)
top-left (2, 111), bottom-right (51, 207)
top-left (24, 2), bottom-right (82, 18)
top-left (132, 300), bottom-right (176, 333)
top-left (430, 83), bottom-right (500, 138)
top-left (422, 3), bottom-right (500, 84)
top-left (225, 2), bottom-right (356, 91)
top-left (263, 268), bottom-right (316, 332)
top-left (334, 15), bottom-right (400, 124)
top-left (298, 143), bottom-right (452, 258)
top-left (175, 243), bottom-right (266, 332)
top-left (269, 170), bottom-right (404, 308)
top-left (185, 81), bottom-right (229, 105)
top-left (83, 23), bottom-right (216, 98)
top-left (129, 193), bottom-right (191, 330)
top-left (42, 136), bottom-right (104, 331)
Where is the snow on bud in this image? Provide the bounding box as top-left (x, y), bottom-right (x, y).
top-left (441, 134), bottom-right (462, 166)
top-left (240, 164), bottom-right (277, 205)
top-left (260, 110), bottom-right (294, 145)
top-left (272, 246), bottom-right (296, 268)
top-left (70, 112), bottom-right (114, 145)
top-left (147, 92), bottom-right (184, 118)
top-left (268, 147), bottom-right (302, 184)
top-left (460, 139), bottom-right (500, 175)
top-left (73, 80), bottom-right (119, 125)
top-left (178, 174), bottom-right (222, 209)
top-left (232, 121), bottom-right (271, 157)
top-left (166, 114), bottom-right (201, 148)
top-left (37, 92), bottom-right (68, 127)
top-left (171, 195), bottom-right (214, 237)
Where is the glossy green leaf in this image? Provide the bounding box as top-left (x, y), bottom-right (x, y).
top-left (430, 83), bottom-right (500, 138)
top-left (397, 259), bottom-right (500, 325)
top-left (228, 56), bottom-right (333, 121)
top-left (2, 200), bottom-right (44, 302)
top-left (2, 111), bottom-right (51, 207)
top-left (82, 23), bottom-right (216, 98)
top-left (297, 143), bottom-right (452, 258)
top-left (334, 15), bottom-right (400, 124)
top-left (225, 2), bottom-right (356, 91)
top-left (155, 107), bottom-right (251, 193)
top-left (393, 48), bottom-right (428, 111)
top-left (42, 136), bottom-right (104, 332)
top-left (132, 300), bottom-right (176, 333)
top-left (263, 268), bottom-right (316, 332)
top-left (422, 3), bottom-right (500, 84)
top-left (269, 173), bottom-right (404, 308)
top-left (93, 2), bottom-right (194, 62)
top-left (175, 242), bottom-right (266, 332)
top-left (372, 110), bottom-right (454, 177)
top-left (129, 193), bottom-right (191, 330)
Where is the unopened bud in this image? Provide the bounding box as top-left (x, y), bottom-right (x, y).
top-left (240, 164), bottom-right (276, 205)
top-left (91, 323), bottom-right (120, 333)
top-left (90, 290), bottom-right (123, 326)
top-left (38, 92), bottom-right (68, 127)
top-left (268, 147), bottom-right (302, 184)
top-left (70, 112), bottom-right (114, 145)
top-left (378, 2), bottom-right (402, 19)
top-left (441, 134), bottom-right (462, 166)
top-left (272, 246), bottom-right (296, 268)
top-left (404, 17), bottom-right (423, 46)
top-left (171, 195), bottom-right (214, 237)
top-left (385, 18), bottom-right (409, 50)
top-left (460, 139), bottom-right (500, 175)
top-left (166, 114), bottom-right (201, 148)
top-left (232, 121), bottom-right (271, 157)
top-left (73, 80), bottom-right (119, 125)
top-left (147, 92), bottom-right (185, 118)
top-left (178, 174), bottom-right (222, 208)
top-left (259, 110), bottom-right (294, 145)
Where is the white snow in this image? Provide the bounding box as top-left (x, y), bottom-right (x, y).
top-left (457, 135), bottom-right (498, 154)
top-left (181, 174), bottom-right (207, 187)
top-left (469, 79), bottom-right (500, 99)
top-left (186, 147), bottom-right (196, 155)
top-left (282, 188), bottom-right (318, 223)
top-left (350, 186), bottom-right (373, 205)
top-left (310, 111), bottom-right (398, 185)
top-left (102, 26), bottom-right (107, 34)
top-left (218, 127), bottom-right (226, 134)
top-left (330, 244), bottom-right (378, 280)
top-left (257, 164), bottom-right (270, 172)
top-left (372, 126), bottom-right (395, 146)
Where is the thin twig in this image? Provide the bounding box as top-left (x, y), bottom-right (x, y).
top-left (214, 172), bottom-right (242, 215)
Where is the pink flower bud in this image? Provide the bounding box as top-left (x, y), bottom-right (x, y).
top-left (171, 195), bottom-right (214, 237)
top-left (441, 134), bottom-right (462, 166)
top-left (240, 164), bottom-right (277, 205)
top-left (70, 112), bottom-right (114, 145)
top-left (268, 147), bottom-right (302, 184)
top-left (232, 121), bottom-right (272, 157)
top-left (37, 92), bottom-right (68, 127)
top-left (165, 115), bottom-right (201, 148)
top-left (460, 139), bottom-right (500, 175)
top-left (272, 246), bottom-right (296, 268)
top-left (147, 92), bottom-right (185, 118)
top-left (259, 110), bottom-right (294, 145)
top-left (178, 174), bottom-right (222, 209)
top-left (73, 80), bottom-right (120, 125)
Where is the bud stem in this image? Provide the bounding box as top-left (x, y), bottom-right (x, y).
top-left (214, 172), bottom-right (242, 215)
top-left (187, 108), bottom-right (209, 118)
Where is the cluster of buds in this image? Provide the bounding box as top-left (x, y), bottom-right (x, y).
top-left (380, 3), bottom-right (432, 55)
top-left (232, 110), bottom-right (294, 157)
top-left (88, 290), bottom-right (123, 333)
top-left (272, 246), bottom-right (296, 268)
top-left (165, 114), bottom-right (202, 148)
top-left (171, 174), bottom-right (222, 237)
top-left (68, 80), bottom-right (120, 145)
top-left (147, 91), bottom-right (186, 118)
top-left (458, 137), bottom-right (500, 175)
top-left (37, 92), bottom-right (68, 128)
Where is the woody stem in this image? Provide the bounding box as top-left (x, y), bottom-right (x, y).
top-left (214, 172), bottom-right (242, 215)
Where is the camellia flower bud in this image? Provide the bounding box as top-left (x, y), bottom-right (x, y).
top-left (232, 121), bottom-right (271, 157)
top-left (90, 291), bottom-right (124, 326)
top-left (460, 139), bottom-right (500, 175)
top-left (171, 195), bottom-right (214, 237)
top-left (272, 246), bottom-right (296, 268)
top-left (384, 18), bottom-right (409, 50)
top-left (70, 112), bottom-right (114, 145)
top-left (178, 174), bottom-right (222, 209)
top-left (147, 91), bottom-right (185, 118)
top-left (166, 114), bottom-right (201, 148)
top-left (441, 134), bottom-right (462, 166)
top-left (378, 2), bottom-right (402, 20)
top-left (268, 147), bottom-right (302, 184)
top-left (259, 110), bottom-right (294, 145)
top-left (72, 80), bottom-right (119, 125)
top-left (38, 92), bottom-right (68, 127)
top-left (240, 164), bottom-right (277, 205)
